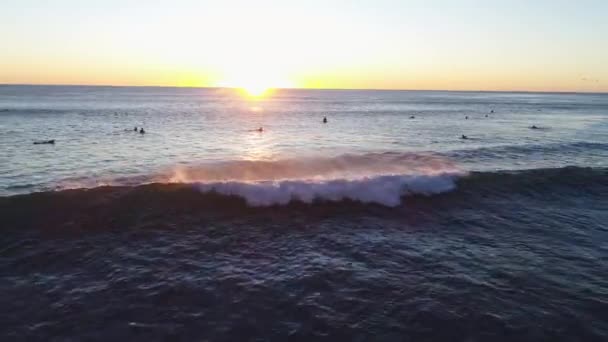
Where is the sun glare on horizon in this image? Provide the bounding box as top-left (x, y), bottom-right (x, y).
top-left (220, 79), bottom-right (294, 98)
top-left (241, 84), bottom-right (271, 97)
top-left (216, 66), bottom-right (295, 98)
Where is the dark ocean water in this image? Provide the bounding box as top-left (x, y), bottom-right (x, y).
top-left (1, 86), bottom-right (607, 341)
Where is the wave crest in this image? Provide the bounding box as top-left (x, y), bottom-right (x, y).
top-left (194, 174), bottom-right (461, 207)
top-left (2, 167), bottom-right (606, 232)
top-left (160, 153), bottom-right (464, 206)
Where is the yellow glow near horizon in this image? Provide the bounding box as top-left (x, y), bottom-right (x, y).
top-left (1, 2), bottom-right (607, 92)
top-left (217, 68), bottom-right (295, 98)
top-left (242, 85), bottom-right (270, 97)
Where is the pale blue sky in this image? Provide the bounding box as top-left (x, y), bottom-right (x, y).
top-left (1, 0), bottom-right (607, 91)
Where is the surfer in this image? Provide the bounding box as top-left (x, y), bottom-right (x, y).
top-left (323, 117), bottom-right (328, 123)
top-left (139, 128), bottom-right (145, 134)
top-left (461, 135), bottom-right (468, 140)
top-left (34, 140), bottom-right (55, 145)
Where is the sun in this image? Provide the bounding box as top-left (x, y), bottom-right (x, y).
top-left (241, 84), bottom-right (271, 97)
top-left (216, 69), bottom-right (294, 98)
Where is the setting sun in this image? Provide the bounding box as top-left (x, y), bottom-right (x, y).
top-left (216, 64), bottom-right (295, 98)
top-left (218, 76), bottom-right (294, 98)
top-left (241, 84), bottom-right (271, 97)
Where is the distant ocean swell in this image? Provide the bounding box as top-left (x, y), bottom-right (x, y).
top-left (444, 141), bottom-right (608, 160)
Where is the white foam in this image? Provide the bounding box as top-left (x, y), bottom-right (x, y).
top-left (194, 173), bottom-right (461, 207)
top-left (163, 152), bottom-right (466, 206)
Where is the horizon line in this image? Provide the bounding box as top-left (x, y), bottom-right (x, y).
top-left (1, 83), bottom-right (606, 95)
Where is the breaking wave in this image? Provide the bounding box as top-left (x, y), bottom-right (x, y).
top-left (193, 174), bottom-right (460, 207)
top-left (1, 166), bottom-right (607, 232)
top-left (163, 152), bottom-right (463, 206)
top-left (5, 152), bottom-right (607, 212)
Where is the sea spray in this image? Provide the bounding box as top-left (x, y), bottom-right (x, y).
top-left (164, 152), bottom-right (465, 206)
top-left (166, 152), bottom-right (462, 183)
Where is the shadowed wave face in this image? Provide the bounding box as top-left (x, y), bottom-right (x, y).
top-left (1, 166), bottom-right (607, 341)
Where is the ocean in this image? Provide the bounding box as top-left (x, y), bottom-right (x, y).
top-left (1, 85), bottom-right (607, 341)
